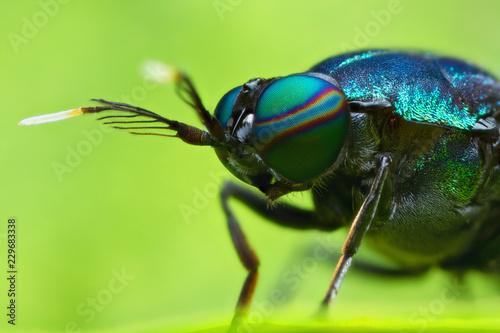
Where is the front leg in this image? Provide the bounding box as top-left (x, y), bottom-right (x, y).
top-left (321, 155), bottom-right (392, 308)
top-left (220, 182), bottom-right (344, 332)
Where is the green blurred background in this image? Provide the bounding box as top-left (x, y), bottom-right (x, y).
top-left (2, 1), bottom-right (500, 332)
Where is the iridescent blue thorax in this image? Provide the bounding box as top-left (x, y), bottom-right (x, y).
top-left (311, 50), bottom-right (500, 130)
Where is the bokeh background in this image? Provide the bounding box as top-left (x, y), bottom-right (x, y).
top-left (2, 1), bottom-right (500, 332)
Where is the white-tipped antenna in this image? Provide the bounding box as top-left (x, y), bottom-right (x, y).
top-left (18, 108), bottom-right (83, 126)
top-left (141, 60), bottom-right (180, 84)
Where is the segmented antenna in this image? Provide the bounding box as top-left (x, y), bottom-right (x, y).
top-left (175, 73), bottom-right (226, 141)
top-left (18, 64), bottom-right (221, 147)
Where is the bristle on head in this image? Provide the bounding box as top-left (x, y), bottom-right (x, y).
top-left (18, 108), bottom-right (84, 126)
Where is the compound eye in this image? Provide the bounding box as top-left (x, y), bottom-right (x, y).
top-left (214, 86), bottom-right (242, 128)
top-left (251, 74), bottom-right (349, 183)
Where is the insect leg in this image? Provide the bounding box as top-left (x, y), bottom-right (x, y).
top-left (320, 154), bottom-right (392, 309)
top-left (221, 181), bottom-right (338, 332)
top-left (221, 184), bottom-right (259, 332)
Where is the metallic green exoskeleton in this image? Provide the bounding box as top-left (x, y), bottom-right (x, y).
top-left (20, 50), bottom-right (500, 331)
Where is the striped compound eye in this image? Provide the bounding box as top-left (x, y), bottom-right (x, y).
top-left (251, 74), bottom-right (349, 183)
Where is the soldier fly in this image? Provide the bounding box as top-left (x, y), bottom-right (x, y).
top-left (19, 50), bottom-right (500, 331)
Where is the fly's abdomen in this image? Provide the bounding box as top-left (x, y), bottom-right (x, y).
top-left (367, 130), bottom-right (489, 267)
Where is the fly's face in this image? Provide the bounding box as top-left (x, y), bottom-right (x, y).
top-left (213, 73), bottom-right (350, 200)
top-left (19, 69), bottom-right (350, 201)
